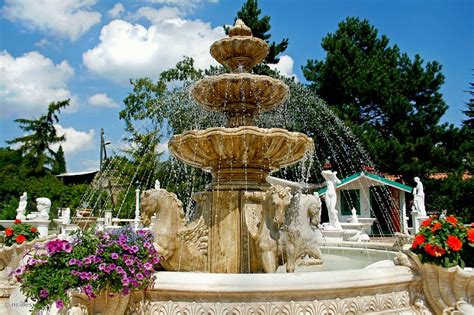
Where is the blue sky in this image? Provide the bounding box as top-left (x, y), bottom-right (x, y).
top-left (0, 0), bottom-right (472, 172)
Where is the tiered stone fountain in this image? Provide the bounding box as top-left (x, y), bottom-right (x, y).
top-left (168, 20), bottom-right (314, 273)
top-left (134, 21), bottom-right (439, 314)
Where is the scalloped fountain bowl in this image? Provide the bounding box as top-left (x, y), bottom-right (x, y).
top-left (168, 126), bottom-right (314, 188)
top-left (192, 73), bottom-right (289, 121)
top-left (210, 36), bottom-right (269, 72)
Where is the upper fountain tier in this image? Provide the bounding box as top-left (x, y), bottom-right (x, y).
top-left (210, 19), bottom-right (268, 72)
top-left (192, 20), bottom-right (289, 127)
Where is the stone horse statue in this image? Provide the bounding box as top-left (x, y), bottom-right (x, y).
top-left (140, 188), bottom-right (208, 271)
top-left (244, 185), bottom-right (293, 273)
top-left (280, 192), bottom-right (323, 272)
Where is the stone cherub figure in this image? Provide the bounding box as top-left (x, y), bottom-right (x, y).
top-left (16, 192), bottom-right (28, 221)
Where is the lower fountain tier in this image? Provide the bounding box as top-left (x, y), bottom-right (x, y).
top-left (128, 265), bottom-right (421, 314)
top-left (192, 74), bottom-right (289, 127)
top-left (168, 126), bottom-right (314, 189)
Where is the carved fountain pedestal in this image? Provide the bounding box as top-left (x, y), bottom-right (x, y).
top-left (136, 20), bottom-right (428, 314)
top-left (167, 20), bottom-right (313, 273)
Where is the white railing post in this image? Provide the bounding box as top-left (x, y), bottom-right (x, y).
top-left (135, 188), bottom-right (140, 230)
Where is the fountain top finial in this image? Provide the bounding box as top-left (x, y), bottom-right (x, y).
top-left (229, 19), bottom-right (252, 37)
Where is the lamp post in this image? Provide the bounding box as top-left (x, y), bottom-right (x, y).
top-left (98, 128), bottom-right (111, 212)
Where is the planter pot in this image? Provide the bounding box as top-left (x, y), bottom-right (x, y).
top-left (397, 251), bottom-right (474, 314)
top-left (0, 236), bottom-right (56, 299)
top-left (69, 290), bottom-right (130, 315)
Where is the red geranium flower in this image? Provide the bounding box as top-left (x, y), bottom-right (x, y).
top-left (431, 222), bottom-right (442, 233)
top-left (446, 235), bottom-right (463, 251)
top-left (445, 216), bottom-right (458, 226)
top-left (16, 235), bottom-right (26, 244)
top-left (467, 229), bottom-right (474, 243)
top-left (5, 227), bottom-right (14, 236)
top-left (30, 227), bottom-right (38, 233)
top-left (14, 219), bottom-right (22, 224)
top-left (421, 217), bottom-right (433, 227)
top-left (412, 234), bottom-right (426, 249)
top-left (424, 243), bottom-right (446, 257)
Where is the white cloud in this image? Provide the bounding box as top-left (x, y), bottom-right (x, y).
top-left (80, 159), bottom-right (99, 172)
top-left (108, 3), bottom-right (125, 19)
top-left (52, 124), bottom-right (95, 157)
top-left (146, 0), bottom-right (219, 11)
top-left (0, 50), bottom-right (78, 118)
top-left (88, 93), bottom-right (119, 108)
top-left (268, 55), bottom-right (298, 81)
top-left (34, 38), bottom-right (50, 48)
top-left (2, 0), bottom-right (101, 41)
top-left (83, 7), bottom-right (224, 83)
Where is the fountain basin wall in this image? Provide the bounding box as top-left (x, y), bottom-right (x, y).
top-left (129, 265), bottom-right (420, 314)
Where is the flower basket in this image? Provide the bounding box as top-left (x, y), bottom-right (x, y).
top-left (407, 215), bottom-right (474, 313)
top-left (16, 226), bottom-right (160, 313)
top-left (403, 250), bottom-right (473, 314)
top-left (69, 290), bottom-right (130, 315)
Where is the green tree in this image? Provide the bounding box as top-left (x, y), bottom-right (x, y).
top-left (231, 0), bottom-right (288, 64)
top-left (463, 78), bottom-right (474, 130)
top-left (7, 100), bottom-right (70, 174)
top-left (52, 145), bottom-right (67, 175)
top-left (0, 147), bottom-right (88, 220)
top-left (302, 17), bottom-right (450, 181)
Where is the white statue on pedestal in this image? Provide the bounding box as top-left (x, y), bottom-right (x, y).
top-left (350, 207), bottom-right (359, 224)
top-left (27, 198), bottom-right (51, 221)
top-left (62, 207), bottom-right (71, 224)
top-left (413, 177), bottom-right (426, 217)
top-left (155, 180), bottom-right (161, 190)
top-left (16, 192), bottom-right (27, 221)
top-left (36, 198), bottom-right (51, 220)
top-left (321, 169), bottom-right (342, 230)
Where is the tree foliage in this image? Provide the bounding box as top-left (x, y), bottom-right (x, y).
top-left (7, 100), bottom-right (70, 175)
top-left (52, 145), bottom-right (67, 175)
top-left (0, 100), bottom-right (88, 221)
top-left (301, 17), bottom-right (461, 180)
top-left (463, 78), bottom-right (474, 130)
top-left (301, 17), bottom-right (472, 219)
top-left (0, 147), bottom-right (87, 220)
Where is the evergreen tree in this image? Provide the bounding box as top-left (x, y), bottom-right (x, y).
top-left (7, 100), bottom-right (70, 174)
top-left (230, 0), bottom-right (288, 64)
top-left (52, 145), bottom-right (67, 175)
top-left (302, 17), bottom-right (449, 181)
top-left (463, 79), bottom-right (474, 130)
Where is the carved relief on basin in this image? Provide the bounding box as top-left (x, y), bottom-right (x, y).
top-left (168, 126), bottom-right (314, 187)
top-left (191, 73), bottom-right (290, 124)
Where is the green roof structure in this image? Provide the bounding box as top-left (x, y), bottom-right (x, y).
top-left (317, 171), bottom-right (413, 196)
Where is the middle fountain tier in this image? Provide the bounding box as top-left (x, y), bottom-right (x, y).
top-left (168, 20), bottom-right (315, 273)
top-left (169, 126), bottom-right (313, 190)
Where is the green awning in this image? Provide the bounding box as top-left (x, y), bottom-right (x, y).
top-left (317, 171), bottom-right (413, 195)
